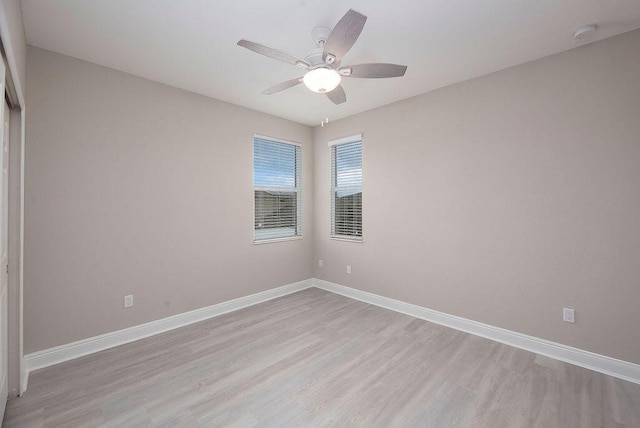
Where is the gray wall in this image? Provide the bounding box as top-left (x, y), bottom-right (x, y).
top-left (25, 29), bottom-right (640, 366)
top-left (25, 47), bottom-right (314, 353)
top-left (313, 29), bottom-right (640, 364)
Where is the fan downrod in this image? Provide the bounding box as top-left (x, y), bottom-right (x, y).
top-left (311, 26), bottom-right (331, 46)
top-left (305, 27), bottom-right (333, 67)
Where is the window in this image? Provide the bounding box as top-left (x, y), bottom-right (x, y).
top-left (253, 135), bottom-right (302, 242)
top-left (330, 135), bottom-right (362, 241)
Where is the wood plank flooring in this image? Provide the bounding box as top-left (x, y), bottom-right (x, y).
top-left (4, 288), bottom-right (640, 427)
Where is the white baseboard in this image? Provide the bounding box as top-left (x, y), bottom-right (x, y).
top-left (313, 279), bottom-right (640, 385)
top-left (20, 366), bottom-right (28, 395)
top-left (0, 373), bottom-right (7, 425)
top-left (23, 277), bottom-right (640, 392)
top-left (24, 279), bottom-right (314, 381)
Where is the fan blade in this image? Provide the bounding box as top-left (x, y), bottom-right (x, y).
top-left (263, 78), bottom-right (303, 95)
top-left (340, 63), bottom-right (407, 78)
top-left (323, 10), bottom-right (367, 64)
top-left (238, 40), bottom-right (309, 68)
top-left (326, 84), bottom-right (346, 105)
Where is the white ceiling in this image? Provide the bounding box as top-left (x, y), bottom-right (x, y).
top-left (20, 0), bottom-right (640, 126)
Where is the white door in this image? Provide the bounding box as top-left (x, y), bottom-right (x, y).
top-left (0, 55), bottom-right (8, 423)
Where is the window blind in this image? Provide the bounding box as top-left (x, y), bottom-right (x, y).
top-left (253, 136), bottom-right (302, 242)
top-left (331, 139), bottom-right (362, 240)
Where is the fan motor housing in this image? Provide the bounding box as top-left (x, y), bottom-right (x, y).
top-left (304, 47), bottom-right (325, 67)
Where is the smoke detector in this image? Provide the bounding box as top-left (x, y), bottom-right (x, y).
top-left (574, 24), bottom-right (597, 40)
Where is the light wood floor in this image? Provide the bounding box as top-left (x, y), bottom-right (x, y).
top-left (4, 288), bottom-right (640, 427)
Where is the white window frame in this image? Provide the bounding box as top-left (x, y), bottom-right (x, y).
top-left (253, 134), bottom-right (302, 244)
top-left (329, 134), bottom-right (363, 242)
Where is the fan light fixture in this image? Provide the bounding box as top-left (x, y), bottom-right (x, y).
top-left (303, 67), bottom-right (341, 93)
top-left (237, 9), bottom-right (408, 104)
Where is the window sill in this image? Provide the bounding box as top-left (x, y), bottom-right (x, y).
top-left (254, 236), bottom-right (303, 245)
top-left (330, 235), bottom-right (363, 243)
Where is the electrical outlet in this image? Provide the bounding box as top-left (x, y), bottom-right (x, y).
top-left (319, 259), bottom-right (323, 268)
top-left (124, 294), bottom-right (133, 308)
top-left (563, 308), bottom-right (575, 323)
top-left (346, 265), bottom-right (352, 274)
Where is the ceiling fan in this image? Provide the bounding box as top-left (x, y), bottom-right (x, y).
top-left (237, 9), bottom-right (408, 105)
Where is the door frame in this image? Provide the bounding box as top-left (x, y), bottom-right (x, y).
top-left (0, 7), bottom-right (27, 396)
